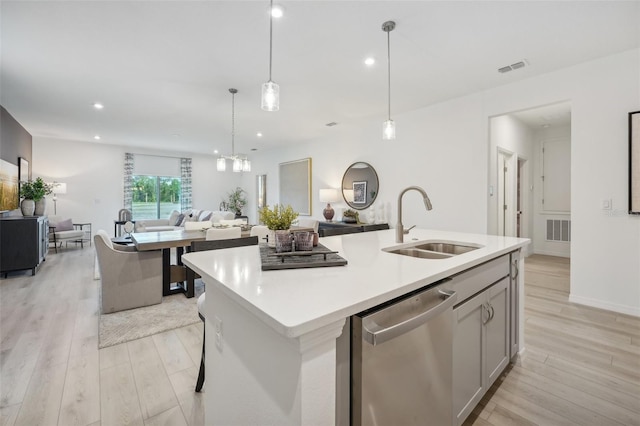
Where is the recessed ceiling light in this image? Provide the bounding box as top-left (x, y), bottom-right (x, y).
top-left (213, 149), bottom-right (219, 154)
top-left (251, 148), bottom-right (258, 151)
top-left (326, 122), bottom-right (338, 127)
top-left (364, 57), bottom-right (375, 66)
top-left (256, 132), bottom-right (263, 137)
top-left (93, 103), bottom-right (104, 110)
top-left (271, 4), bottom-right (284, 18)
top-left (94, 135), bottom-right (101, 140)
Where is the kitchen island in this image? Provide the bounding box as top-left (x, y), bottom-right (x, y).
top-left (181, 228), bottom-right (529, 426)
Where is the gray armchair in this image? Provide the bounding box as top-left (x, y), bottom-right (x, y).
top-left (94, 230), bottom-right (163, 313)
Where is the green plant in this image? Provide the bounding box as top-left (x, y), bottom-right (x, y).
top-left (226, 187), bottom-right (247, 215)
top-left (19, 177), bottom-right (53, 201)
top-left (343, 208), bottom-right (360, 223)
top-left (258, 204), bottom-right (299, 230)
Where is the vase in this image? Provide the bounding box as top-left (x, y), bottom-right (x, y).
top-left (267, 229), bottom-right (276, 248)
top-left (21, 199), bottom-right (35, 216)
top-left (274, 230), bottom-right (292, 253)
top-left (34, 198), bottom-right (46, 216)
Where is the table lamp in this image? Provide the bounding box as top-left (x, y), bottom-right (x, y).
top-left (319, 189), bottom-right (339, 221)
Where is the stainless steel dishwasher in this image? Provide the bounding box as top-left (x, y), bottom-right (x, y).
top-left (351, 281), bottom-right (457, 426)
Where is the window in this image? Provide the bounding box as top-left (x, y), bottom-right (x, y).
top-left (132, 175), bottom-right (181, 220)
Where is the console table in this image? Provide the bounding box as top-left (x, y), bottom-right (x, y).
top-left (0, 216), bottom-right (49, 277)
top-left (318, 222), bottom-right (389, 237)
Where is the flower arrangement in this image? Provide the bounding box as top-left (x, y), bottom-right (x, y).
top-left (19, 177), bottom-right (53, 201)
top-left (259, 204), bottom-right (299, 230)
top-left (226, 187), bottom-right (247, 215)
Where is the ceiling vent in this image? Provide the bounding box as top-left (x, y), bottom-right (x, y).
top-left (325, 122), bottom-right (338, 127)
top-left (498, 59), bottom-right (528, 73)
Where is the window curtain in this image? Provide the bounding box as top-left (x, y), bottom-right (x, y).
top-left (124, 152), bottom-right (134, 211)
top-left (181, 157), bottom-right (192, 211)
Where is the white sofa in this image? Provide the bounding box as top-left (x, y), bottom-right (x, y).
top-left (134, 209), bottom-right (235, 233)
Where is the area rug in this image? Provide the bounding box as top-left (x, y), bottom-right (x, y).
top-left (99, 283), bottom-right (204, 349)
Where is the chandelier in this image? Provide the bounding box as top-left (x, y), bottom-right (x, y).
top-left (217, 88), bottom-right (251, 172)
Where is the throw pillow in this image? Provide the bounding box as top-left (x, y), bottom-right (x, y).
top-left (168, 210), bottom-right (180, 225)
top-left (174, 214), bottom-right (185, 226)
top-left (55, 218), bottom-right (74, 231)
top-left (199, 210), bottom-right (213, 221)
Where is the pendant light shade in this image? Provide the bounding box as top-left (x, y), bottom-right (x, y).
top-left (383, 119), bottom-right (396, 140)
top-left (217, 88), bottom-right (251, 172)
top-left (382, 20), bottom-right (396, 140)
top-left (261, 80), bottom-right (280, 111)
top-left (217, 157), bottom-right (226, 171)
top-left (262, 0), bottom-right (280, 111)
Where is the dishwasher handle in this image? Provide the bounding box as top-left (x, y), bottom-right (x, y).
top-left (362, 288), bottom-right (457, 346)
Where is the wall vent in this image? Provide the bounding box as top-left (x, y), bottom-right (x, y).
top-left (498, 59), bottom-right (528, 73)
top-left (546, 219), bottom-right (571, 242)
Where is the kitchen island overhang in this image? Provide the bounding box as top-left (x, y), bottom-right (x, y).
top-left (182, 228), bottom-right (529, 426)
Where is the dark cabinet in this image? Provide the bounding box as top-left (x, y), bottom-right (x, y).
top-left (0, 216), bottom-right (48, 276)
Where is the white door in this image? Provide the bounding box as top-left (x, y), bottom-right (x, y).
top-left (497, 150), bottom-right (516, 237)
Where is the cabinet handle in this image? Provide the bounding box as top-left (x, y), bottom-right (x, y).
top-left (489, 304), bottom-right (495, 321)
top-left (482, 303), bottom-right (490, 324)
top-left (511, 260), bottom-right (519, 280)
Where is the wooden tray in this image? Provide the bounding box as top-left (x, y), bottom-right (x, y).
top-left (259, 243), bottom-right (348, 271)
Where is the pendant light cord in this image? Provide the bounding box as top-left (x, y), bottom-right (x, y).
top-left (268, 0), bottom-right (274, 81)
top-left (231, 90), bottom-right (235, 156)
top-left (387, 28), bottom-right (391, 120)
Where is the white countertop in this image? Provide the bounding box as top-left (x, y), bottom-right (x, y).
top-left (181, 228), bottom-right (529, 338)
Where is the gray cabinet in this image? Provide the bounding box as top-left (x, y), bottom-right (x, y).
top-left (0, 216), bottom-right (48, 276)
top-left (452, 258), bottom-right (511, 426)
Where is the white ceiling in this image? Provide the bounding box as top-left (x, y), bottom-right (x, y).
top-left (1, 1), bottom-right (638, 155)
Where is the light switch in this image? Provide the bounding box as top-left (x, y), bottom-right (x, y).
top-left (602, 199), bottom-right (612, 210)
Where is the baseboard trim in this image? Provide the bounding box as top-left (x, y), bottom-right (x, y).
top-left (569, 294), bottom-right (640, 317)
top-left (533, 249), bottom-right (570, 258)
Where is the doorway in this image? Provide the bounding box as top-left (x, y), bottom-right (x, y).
top-left (488, 101), bottom-right (571, 258)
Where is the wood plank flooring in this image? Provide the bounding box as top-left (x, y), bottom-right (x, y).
top-left (0, 246), bottom-right (204, 426)
top-left (464, 255), bottom-right (640, 426)
top-left (1, 248), bottom-right (638, 426)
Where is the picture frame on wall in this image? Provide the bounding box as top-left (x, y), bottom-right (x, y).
top-left (0, 159), bottom-right (20, 211)
top-left (353, 181), bottom-right (367, 204)
top-left (19, 157), bottom-right (29, 183)
top-left (630, 111), bottom-right (640, 214)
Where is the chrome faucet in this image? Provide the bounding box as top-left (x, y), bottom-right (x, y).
top-left (396, 186), bottom-right (433, 243)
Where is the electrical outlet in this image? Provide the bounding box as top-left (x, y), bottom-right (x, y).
top-left (214, 316), bottom-right (223, 351)
top-left (602, 199), bottom-right (612, 210)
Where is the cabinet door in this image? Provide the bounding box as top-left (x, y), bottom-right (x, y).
top-left (485, 277), bottom-right (510, 387)
top-left (453, 291), bottom-right (487, 425)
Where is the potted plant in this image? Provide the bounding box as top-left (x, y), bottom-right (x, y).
top-left (342, 208), bottom-right (360, 224)
top-left (258, 204), bottom-right (299, 249)
top-left (19, 177), bottom-right (53, 216)
top-left (226, 187), bottom-right (247, 217)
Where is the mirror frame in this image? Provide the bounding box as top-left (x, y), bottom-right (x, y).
top-left (341, 162), bottom-right (379, 210)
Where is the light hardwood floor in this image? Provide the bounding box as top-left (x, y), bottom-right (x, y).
top-left (464, 255), bottom-right (640, 426)
top-left (1, 249), bottom-right (638, 426)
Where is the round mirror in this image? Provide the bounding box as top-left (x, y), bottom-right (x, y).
top-left (341, 162), bottom-right (379, 210)
top-left (123, 220), bottom-right (134, 235)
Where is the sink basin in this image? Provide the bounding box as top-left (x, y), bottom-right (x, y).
top-left (383, 240), bottom-right (482, 260)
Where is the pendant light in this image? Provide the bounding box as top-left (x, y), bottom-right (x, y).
top-left (261, 0), bottom-right (280, 111)
top-left (217, 88), bottom-right (251, 172)
top-left (382, 20), bottom-right (396, 140)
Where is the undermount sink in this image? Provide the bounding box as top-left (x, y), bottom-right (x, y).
top-left (383, 240), bottom-right (482, 259)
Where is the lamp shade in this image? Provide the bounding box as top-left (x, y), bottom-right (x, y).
top-left (319, 188), bottom-right (339, 203)
top-left (343, 189), bottom-right (354, 203)
top-left (53, 182), bottom-right (67, 194)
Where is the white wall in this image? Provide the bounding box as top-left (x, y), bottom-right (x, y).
top-left (244, 49), bottom-right (640, 316)
top-left (533, 124), bottom-right (572, 257)
top-left (488, 114), bottom-right (535, 252)
top-left (33, 137), bottom-right (242, 236)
